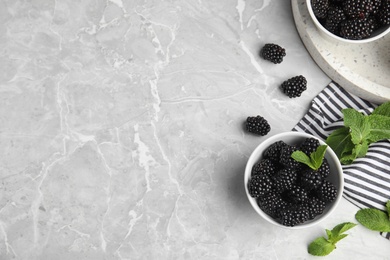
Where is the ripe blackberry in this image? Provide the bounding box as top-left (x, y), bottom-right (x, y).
top-left (272, 168), bottom-right (298, 192)
top-left (257, 192), bottom-right (288, 218)
top-left (280, 206), bottom-right (310, 227)
top-left (251, 158), bottom-right (277, 176)
top-left (312, 0), bottom-right (330, 18)
top-left (299, 168), bottom-right (323, 191)
top-left (304, 197), bottom-right (326, 219)
top-left (340, 17), bottom-right (375, 39)
top-left (371, 0), bottom-right (382, 14)
top-left (280, 75), bottom-right (307, 98)
top-left (318, 158), bottom-right (330, 179)
top-left (315, 180), bottom-right (338, 202)
top-left (279, 145), bottom-right (301, 169)
top-left (323, 5), bottom-right (347, 35)
top-left (260, 43), bottom-right (286, 64)
top-left (299, 137), bottom-right (321, 156)
top-left (343, 0), bottom-right (374, 18)
top-left (248, 174), bottom-right (273, 198)
top-left (285, 185), bottom-right (309, 204)
top-left (378, 0), bottom-right (390, 25)
top-left (245, 116), bottom-right (271, 136)
top-left (264, 140), bottom-right (288, 162)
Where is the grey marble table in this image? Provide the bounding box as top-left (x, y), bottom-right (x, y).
top-left (0, 0), bottom-right (389, 259)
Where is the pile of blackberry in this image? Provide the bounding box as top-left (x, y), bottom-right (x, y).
top-left (311, 0), bottom-right (390, 40)
top-left (248, 137), bottom-right (338, 227)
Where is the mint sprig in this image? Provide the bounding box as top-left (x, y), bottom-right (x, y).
top-left (308, 222), bottom-right (357, 256)
top-left (326, 101), bottom-right (390, 165)
top-left (355, 200), bottom-right (390, 232)
top-left (291, 145), bottom-right (327, 170)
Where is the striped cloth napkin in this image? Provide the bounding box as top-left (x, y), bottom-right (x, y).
top-left (292, 82), bottom-right (390, 240)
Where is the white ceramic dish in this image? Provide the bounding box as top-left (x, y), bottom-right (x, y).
top-left (292, 0), bottom-right (390, 104)
top-left (244, 131), bottom-right (344, 229)
top-left (306, 0), bottom-right (390, 44)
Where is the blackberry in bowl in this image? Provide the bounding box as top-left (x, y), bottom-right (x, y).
top-left (307, 0), bottom-right (390, 43)
top-left (244, 132), bottom-right (344, 229)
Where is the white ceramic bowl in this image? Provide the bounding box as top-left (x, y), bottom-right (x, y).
top-left (244, 131), bottom-right (344, 229)
top-left (306, 0), bottom-right (390, 44)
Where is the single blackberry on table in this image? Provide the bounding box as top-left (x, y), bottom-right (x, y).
top-left (260, 43), bottom-right (286, 64)
top-left (343, 0), bottom-right (374, 18)
top-left (280, 206), bottom-right (310, 227)
top-left (272, 168), bottom-right (298, 192)
top-left (378, 0), bottom-right (390, 25)
top-left (245, 116), bottom-right (271, 136)
top-left (323, 5), bottom-right (347, 35)
top-left (251, 158), bottom-right (277, 176)
top-left (299, 168), bottom-right (323, 191)
top-left (279, 145), bottom-right (301, 169)
top-left (304, 197), bottom-right (327, 219)
top-left (312, 0), bottom-right (330, 18)
top-left (280, 75), bottom-right (307, 98)
top-left (318, 158), bottom-right (330, 179)
top-left (257, 192), bottom-right (288, 218)
top-left (284, 185), bottom-right (309, 204)
top-left (263, 140), bottom-right (288, 162)
top-left (248, 174), bottom-right (273, 198)
top-left (299, 137), bottom-right (321, 156)
top-left (340, 17), bottom-right (375, 39)
top-left (315, 180), bottom-right (338, 202)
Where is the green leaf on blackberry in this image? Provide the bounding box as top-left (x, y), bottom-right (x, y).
top-left (260, 43), bottom-right (286, 64)
top-left (245, 115), bottom-right (271, 136)
top-left (291, 144), bottom-right (327, 170)
top-left (280, 75), bottom-right (307, 98)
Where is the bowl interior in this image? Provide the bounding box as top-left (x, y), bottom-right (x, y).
top-left (244, 132), bottom-right (344, 229)
top-left (305, 0), bottom-right (390, 44)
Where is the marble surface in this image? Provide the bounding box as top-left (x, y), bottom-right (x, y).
top-left (293, 0), bottom-right (390, 104)
top-left (0, 0), bottom-right (389, 259)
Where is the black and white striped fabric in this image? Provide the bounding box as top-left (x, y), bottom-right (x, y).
top-left (293, 82), bottom-right (390, 240)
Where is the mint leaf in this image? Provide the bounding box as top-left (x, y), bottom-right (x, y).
top-left (371, 101), bottom-right (390, 117)
top-left (331, 222), bottom-right (357, 237)
top-left (355, 208), bottom-right (390, 232)
top-left (291, 151), bottom-right (315, 169)
top-left (343, 108), bottom-right (371, 146)
top-left (366, 115), bottom-right (390, 143)
top-left (386, 201), bottom-right (390, 218)
top-left (291, 145), bottom-right (327, 170)
top-left (308, 237), bottom-right (335, 256)
top-left (310, 145), bottom-right (327, 169)
top-left (308, 222), bottom-right (356, 256)
top-left (326, 127), bottom-right (353, 159)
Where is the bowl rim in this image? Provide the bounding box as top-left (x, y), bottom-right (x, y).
top-left (244, 131), bottom-right (344, 229)
top-left (305, 0), bottom-right (390, 44)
